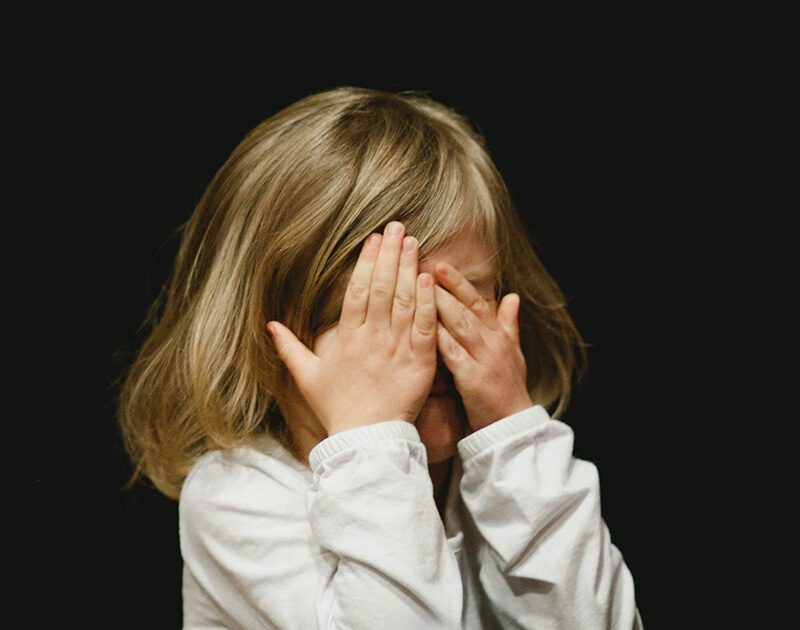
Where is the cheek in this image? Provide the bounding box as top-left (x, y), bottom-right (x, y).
top-left (312, 325), bottom-right (338, 355)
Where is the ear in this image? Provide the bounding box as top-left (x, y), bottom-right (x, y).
top-left (496, 293), bottom-right (521, 346)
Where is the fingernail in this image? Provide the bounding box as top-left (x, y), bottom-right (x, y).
top-left (403, 236), bottom-right (416, 252)
top-left (419, 273), bottom-right (432, 288)
top-left (387, 221), bottom-right (403, 236)
top-left (366, 233), bottom-right (381, 248)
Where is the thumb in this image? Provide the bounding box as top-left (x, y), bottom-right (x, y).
top-left (267, 321), bottom-right (318, 390)
top-left (496, 293), bottom-right (521, 346)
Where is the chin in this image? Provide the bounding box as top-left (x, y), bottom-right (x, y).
top-left (416, 394), bottom-right (468, 464)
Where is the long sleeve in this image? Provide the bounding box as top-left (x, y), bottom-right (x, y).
top-left (456, 404), bottom-right (643, 629)
top-left (306, 420), bottom-right (463, 629)
top-left (179, 420), bottom-right (462, 629)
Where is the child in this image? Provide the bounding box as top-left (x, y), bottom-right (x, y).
top-left (118, 87), bottom-right (643, 628)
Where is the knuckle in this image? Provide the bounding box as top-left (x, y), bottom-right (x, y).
top-left (469, 296), bottom-right (487, 313)
top-left (415, 317), bottom-right (437, 337)
top-left (456, 311), bottom-right (473, 334)
top-left (393, 290), bottom-right (415, 311)
top-left (446, 335), bottom-right (462, 355)
top-left (347, 282), bottom-right (369, 301)
top-left (370, 280), bottom-right (393, 298)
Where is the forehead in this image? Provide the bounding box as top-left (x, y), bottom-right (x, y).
top-left (419, 233), bottom-right (495, 280)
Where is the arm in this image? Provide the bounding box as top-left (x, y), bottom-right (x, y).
top-left (431, 260), bottom-right (643, 628)
top-left (262, 224), bottom-right (461, 626)
top-left (457, 404), bottom-right (643, 629)
top-left (179, 422), bottom-right (462, 630)
top-left (307, 420), bottom-right (462, 629)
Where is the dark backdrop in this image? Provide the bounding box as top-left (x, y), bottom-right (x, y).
top-left (22, 23), bottom-right (765, 629)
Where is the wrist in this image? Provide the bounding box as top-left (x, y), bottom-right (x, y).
top-left (468, 396), bottom-right (535, 432)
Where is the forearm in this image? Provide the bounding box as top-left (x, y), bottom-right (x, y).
top-left (308, 420), bottom-right (463, 629)
top-left (458, 405), bottom-right (642, 629)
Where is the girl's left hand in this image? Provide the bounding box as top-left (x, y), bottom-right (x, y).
top-left (433, 261), bottom-right (534, 433)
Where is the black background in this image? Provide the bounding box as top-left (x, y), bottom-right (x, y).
top-left (20, 16), bottom-right (778, 630)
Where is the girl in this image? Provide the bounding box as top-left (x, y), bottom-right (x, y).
top-left (118, 87), bottom-right (643, 628)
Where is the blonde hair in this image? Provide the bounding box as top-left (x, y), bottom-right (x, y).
top-left (116, 86), bottom-right (589, 499)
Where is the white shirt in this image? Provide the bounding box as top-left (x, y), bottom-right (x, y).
top-left (179, 404), bottom-right (644, 629)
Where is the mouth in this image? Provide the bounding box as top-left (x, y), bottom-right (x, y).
top-left (428, 381), bottom-right (456, 397)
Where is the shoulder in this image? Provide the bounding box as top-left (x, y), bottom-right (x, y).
top-left (179, 442), bottom-right (312, 540)
top-left (181, 448), bottom-right (263, 508)
top-left (178, 444), bottom-right (322, 630)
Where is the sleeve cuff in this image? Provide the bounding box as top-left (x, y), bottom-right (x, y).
top-left (457, 404), bottom-right (550, 461)
top-left (308, 420), bottom-right (422, 472)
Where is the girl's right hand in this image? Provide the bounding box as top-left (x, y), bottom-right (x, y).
top-left (267, 221), bottom-right (438, 435)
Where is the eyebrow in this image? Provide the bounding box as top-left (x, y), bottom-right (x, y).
top-left (463, 271), bottom-right (494, 284)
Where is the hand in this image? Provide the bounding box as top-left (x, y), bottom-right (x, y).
top-left (267, 221), bottom-right (438, 435)
top-left (433, 261), bottom-right (533, 432)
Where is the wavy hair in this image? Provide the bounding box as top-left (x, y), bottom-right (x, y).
top-left (116, 86), bottom-right (589, 499)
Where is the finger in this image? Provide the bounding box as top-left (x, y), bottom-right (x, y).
top-left (411, 272), bottom-right (436, 350)
top-left (391, 236), bottom-right (418, 332)
top-left (434, 284), bottom-right (486, 359)
top-left (436, 320), bottom-right (473, 378)
top-left (267, 320), bottom-right (318, 392)
top-left (367, 221), bottom-right (405, 329)
top-left (339, 233), bottom-right (382, 330)
top-left (433, 261), bottom-right (498, 329)
top-left (496, 293), bottom-right (521, 346)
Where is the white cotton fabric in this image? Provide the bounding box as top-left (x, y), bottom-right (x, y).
top-left (179, 404), bottom-right (644, 629)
